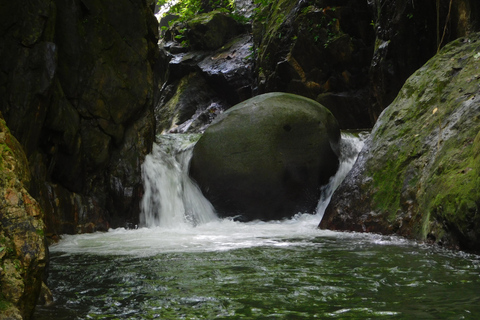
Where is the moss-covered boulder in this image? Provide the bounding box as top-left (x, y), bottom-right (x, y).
top-left (185, 10), bottom-right (244, 50)
top-left (190, 92), bottom-right (340, 221)
top-left (320, 33), bottom-right (480, 252)
top-left (0, 113), bottom-right (47, 319)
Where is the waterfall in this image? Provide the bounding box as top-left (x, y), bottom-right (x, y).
top-left (316, 131), bottom-right (367, 219)
top-left (139, 134), bottom-right (218, 228)
top-left (140, 131), bottom-right (367, 228)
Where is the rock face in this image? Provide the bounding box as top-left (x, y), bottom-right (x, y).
top-left (0, 113), bottom-right (47, 319)
top-left (253, 0), bottom-right (375, 128)
top-left (0, 0), bottom-right (158, 234)
top-left (368, 0), bottom-right (480, 117)
top-left (156, 10), bottom-right (253, 134)
top-left (185, 11), bottom-right (245, 50)
top-left (253, 0), bottom-right (480, 128)
top-left (190, 92), bottom-right (341, 221)
top-left (320, 34), bottom-right (480, 252)
top-left (156, 0), bottom-right (480, 134)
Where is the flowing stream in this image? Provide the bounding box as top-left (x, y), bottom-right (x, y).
top-left (34, 133), bottom-right (480, 319)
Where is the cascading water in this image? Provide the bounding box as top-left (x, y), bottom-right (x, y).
top-left (316, 131), bottom-right (368, 219)
top-left (140, 131), bottom-right (367, 229)
top-left (139, 134), bottom-right (217, 228)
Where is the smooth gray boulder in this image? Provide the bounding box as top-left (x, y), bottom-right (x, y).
top-left (190, 92), bottom-right (341, 221)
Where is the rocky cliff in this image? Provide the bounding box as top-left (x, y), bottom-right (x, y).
top-left (155, 9), bottom-right (253, 134)
top-left (0, 0), bottom-right (158, 236)
top-left (1, 0), bottom-right (480, 316)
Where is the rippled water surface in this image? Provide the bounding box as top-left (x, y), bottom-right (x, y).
top-left (34, 132), bottom-right (480, 319)
top-left (34, 217), bottom-right (480, 320)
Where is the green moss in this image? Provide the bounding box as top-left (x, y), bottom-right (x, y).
top-left (0, 298), bottom-right (11, 312)
top-left (0, 143), bottom-right (13, 170)
top-left (422, 131), bottom-right (480, 245)
top-left (36, 229), bottom-right (45, 237)
top-left (371, 158), bottom-right (402, 215)
top-left (473, 131), bottom-right (480, 157)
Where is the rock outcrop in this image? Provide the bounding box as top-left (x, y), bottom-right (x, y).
top-left (190, 92), bottom-right (340, 221)
top-left (253, 0), bottom-right (375, 128)
top-left (0, 0), bottom-right (158, 235)
top-left (252, 0), bottom-right (480, 127)
top-left (0, 113), bottom-right (47, 320)
top-left (156, 10), bottom-right (253, 134)
top-left (320, 33), bottom-right (480, 252)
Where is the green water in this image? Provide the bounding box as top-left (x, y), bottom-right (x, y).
top-left (33, 133), bottom-right (480, 319)
top-left (34, 231), bottom-right (480, 319)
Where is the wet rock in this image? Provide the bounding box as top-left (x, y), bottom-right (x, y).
top-left (190, 92), bottom-right (340, 221)
top-left (0, 113), bottom-right (47, 320)
top-left (156, 24), bottom-right (253, 134)
top-left (320, 33), bottom-right (480, 252)
top-left (185, 10), bottom-right (245, 50)
top-left (198, 34), bottom-right (254, 104)
top-left (156, 72), bottom-right (225, 134)
top-left (0, 0), bottom-right (158, 234)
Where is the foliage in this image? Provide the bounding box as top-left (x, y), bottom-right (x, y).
top-left (252, 0), bottom-right (274, 22)
top-left (157, 0), bottom-right (236, 22)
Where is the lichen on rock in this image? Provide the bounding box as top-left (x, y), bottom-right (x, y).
top-left (0, 112), bottom-right (47, 319)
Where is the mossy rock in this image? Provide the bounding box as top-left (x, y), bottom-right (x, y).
top-left (190, 92), bottom-right (340, 221)
top-left (321, 33), bottom-right (480, 252)
top-left (0, 114), bottom-right (30, 188)
top-left (186, 11), bottom-right (244, 50)
top-left (0, 112), bottom-right (47, 319)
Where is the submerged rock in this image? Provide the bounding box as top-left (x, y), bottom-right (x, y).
top-left (320, 33), bottom-right (480, 252)
top-left (190, 92), bottom-right (340, 221)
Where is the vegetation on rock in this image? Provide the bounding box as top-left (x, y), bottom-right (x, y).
top-left (0, 113), bottom-right (47, 319)
top-left (320, 33), bottom-right (480, 252)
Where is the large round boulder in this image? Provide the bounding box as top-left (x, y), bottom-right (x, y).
top-left (190, 92), bottom-right (341, 221)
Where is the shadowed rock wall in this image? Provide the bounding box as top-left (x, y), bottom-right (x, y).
top-left (368, 0), bottom-right (480, 119)
top-left (253, 0), bottom-right (480, 127)
top-left (0, 0), bottom-right (158, 236)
